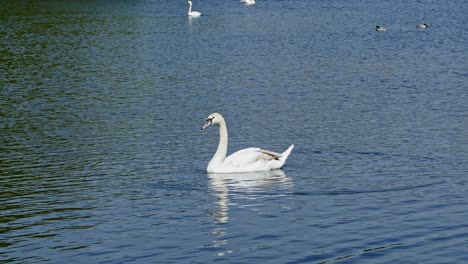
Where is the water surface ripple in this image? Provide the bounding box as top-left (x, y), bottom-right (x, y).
top-left (1, 0), bottom-right (467, 263)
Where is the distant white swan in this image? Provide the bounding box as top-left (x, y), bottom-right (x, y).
top-left (375, 26), bottom-right (386, 31)
top-left (202, 113), bottom-right (294, 173)
top-left (187, 1), bottom-right (201, 17)
top-left (241, 0), bottom-right (255, 5)
top-left (416, 23), bottom-right (428, 29)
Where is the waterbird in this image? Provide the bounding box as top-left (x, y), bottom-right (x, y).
top-left (187, 1), bottom-right (201, 17)
top-left (416, 23), bottom-right (428, 29)
top-left (202, 113), bottom-right (294, 173)
top-left (375, 26), bottom-right (387, 31)
top-left (241, 0), bottom-right (255, 5)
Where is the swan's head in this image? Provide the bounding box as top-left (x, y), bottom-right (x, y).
top-left (202, 113), bottom-right (223, 130)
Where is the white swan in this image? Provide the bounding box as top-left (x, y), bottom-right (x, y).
top-left (202, 113), bottom-right (294, 173)
top-left (187, 1), bottom-right (201, 17)
top-left (241, 0), bottom-right (255, 5)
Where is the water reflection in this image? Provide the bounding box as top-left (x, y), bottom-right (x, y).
top-left (207, 170), bottom-right (293, 256)
top-left (187, 15), bottom-right (201, 32)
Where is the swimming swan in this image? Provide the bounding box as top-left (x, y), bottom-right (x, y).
top-left (202, 113), bottom-right (294, 173)
top-left (241, 0), bottom-right (255, 5)
top-left (187, 1), bottom-right (201, 17)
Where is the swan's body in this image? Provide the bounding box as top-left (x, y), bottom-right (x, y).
top-left (416, 23), bottom-right (428, 29)
top-left (375, 25), bottom-right (386, 31)
top-left (202, 113), bottom-right (294, 173)
top-left (241, 0), bottom-right (255, 5)
top-left (187, 1), bottom-right (201, 17)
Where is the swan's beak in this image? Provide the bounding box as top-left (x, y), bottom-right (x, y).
top-left (202, 119), bottom-right (212, 130)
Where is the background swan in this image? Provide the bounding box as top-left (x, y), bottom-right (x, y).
top-left (187, 1), bottom-right (201, 17)
top-left (202, 113), bottom-right (294, 173)
top-left (241, 0), bottom-right (255, 5)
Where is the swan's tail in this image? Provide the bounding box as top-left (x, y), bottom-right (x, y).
top-left (274, 144), bottom-right (294, 169)
top-left (281, 144), bottom-right (294, 161)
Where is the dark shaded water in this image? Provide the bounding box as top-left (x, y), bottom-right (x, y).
top-left (1, 0), bottom-right (467, 263)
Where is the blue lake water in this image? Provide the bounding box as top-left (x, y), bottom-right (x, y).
top-left (1, 0), bottom-right (467, 263)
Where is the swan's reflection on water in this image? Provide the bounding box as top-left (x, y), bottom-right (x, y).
top-left (207, 169), bottom-right (293, 256)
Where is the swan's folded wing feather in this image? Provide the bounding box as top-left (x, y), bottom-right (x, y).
top-left (224, 147), bottom-right (282, 168)
top-left (259, 149), bottom-right (282, 160)
top-left (224, 148), bottom-right (262, 167)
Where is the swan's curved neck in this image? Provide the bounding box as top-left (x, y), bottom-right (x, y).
top-left (211, 119), bottom-right (228, 164)
top-left (188, 2), bottom-right (192, 14)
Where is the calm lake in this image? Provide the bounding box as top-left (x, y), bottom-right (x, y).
top-left (1, 0), bottom-right (467, 263)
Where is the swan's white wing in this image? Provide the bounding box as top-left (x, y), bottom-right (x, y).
top-left (224, 147), bottom-right (282, 169)
top-left (224, 148), bottom-right (260, 167)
